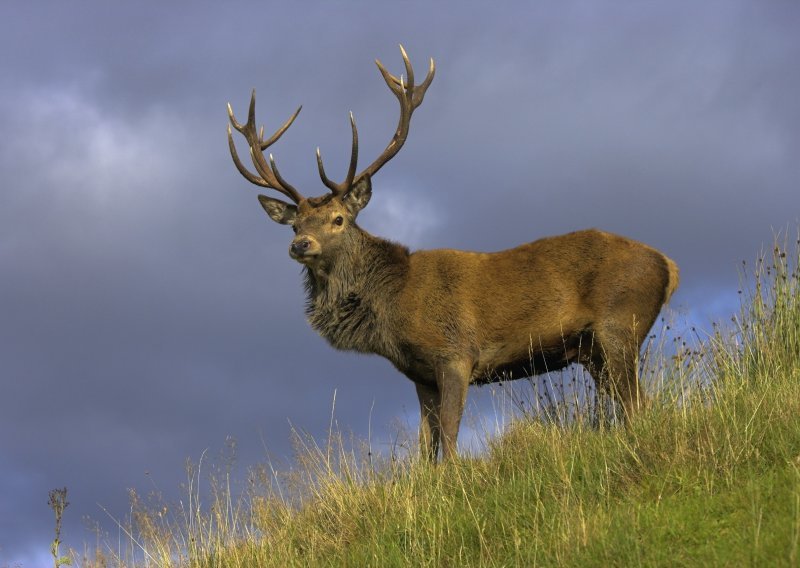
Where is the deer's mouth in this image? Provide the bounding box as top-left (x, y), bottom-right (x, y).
top-left (289, 248), bottom-right (321, 264)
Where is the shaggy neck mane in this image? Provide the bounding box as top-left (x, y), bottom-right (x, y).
top-left (302, 227), bottom-right (409, 355)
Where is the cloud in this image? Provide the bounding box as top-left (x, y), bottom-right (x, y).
top-left (360, 183), bottom-right (442, 249)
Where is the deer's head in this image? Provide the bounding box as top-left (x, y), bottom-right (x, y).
top-left (227, 46), bottom-right (434, 268)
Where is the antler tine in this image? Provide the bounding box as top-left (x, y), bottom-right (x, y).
top-left (261, 105), bottom-right (302, 150)
top-left (228, 124), bottom-right (269, 188)
top-left (413, 57), bottom-right (436, 107)
top-left (316, 147), bottom-right (339, 193)
top-left (268, 153), bottom-right (296, 194)
top-left (227, 102), bottom-right (245, 132)
top-left (343, 112), bottom-right (359, 191)
top-left (227, 90), bottom-right (304, 203)
top-left (315, 111), bottom-right (360, 196)
top-left (399, 44), bottom-right (415, 91)
top-left (247, 89), bottom-right (257, 132)
top-left (375, 59), bottom-right (404, 97)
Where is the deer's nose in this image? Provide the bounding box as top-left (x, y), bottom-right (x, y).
top-left (291, 239), bottom-right (311, 256)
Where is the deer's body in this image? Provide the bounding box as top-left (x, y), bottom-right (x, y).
top-left (227, 47), bottom-right (679, 461)
top-left (306, 227), bottom-right (678, 384)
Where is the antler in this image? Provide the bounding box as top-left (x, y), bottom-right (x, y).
top-left (227, 90), bottom-right (304, 204)
top-left (316, 45), bottom-right (436, 196)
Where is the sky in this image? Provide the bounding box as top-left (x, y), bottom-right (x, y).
top-left (2, 1), bottom-right (799, 564)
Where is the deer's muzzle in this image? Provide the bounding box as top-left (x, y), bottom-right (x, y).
top-left (289, 236), bottom-right (320, 261)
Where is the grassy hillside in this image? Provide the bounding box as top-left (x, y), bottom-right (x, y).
top-left (76, 233), bottom-right (800, 567)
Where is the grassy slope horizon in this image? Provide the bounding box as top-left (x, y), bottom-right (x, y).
top-left (49, 230), bottom-right (800, 567)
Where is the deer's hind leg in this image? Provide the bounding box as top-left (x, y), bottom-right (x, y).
top-left (580, 324), bottom-right (645, 422)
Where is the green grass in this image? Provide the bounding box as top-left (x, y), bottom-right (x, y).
top-left (74, 231), bottom-right (800, 567)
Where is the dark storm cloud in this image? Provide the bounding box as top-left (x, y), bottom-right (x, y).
top-left (2, 1), bottom-right (799, 563)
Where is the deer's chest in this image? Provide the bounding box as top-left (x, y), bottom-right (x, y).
top-left (307, 292), bottom-right (382, 353)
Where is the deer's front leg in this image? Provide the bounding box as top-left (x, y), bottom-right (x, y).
top-left (415, 382), bottom-right (441, 463)
top-left (435, 360), bottom-right (471, 462)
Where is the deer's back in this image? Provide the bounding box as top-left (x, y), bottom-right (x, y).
top-left (396, 229), bottom-right (677, 381)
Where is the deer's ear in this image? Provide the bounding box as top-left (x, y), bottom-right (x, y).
top-left (344, 175), bottom-right (372, 214)
top-left (258, 195), bottom-right (297, 225)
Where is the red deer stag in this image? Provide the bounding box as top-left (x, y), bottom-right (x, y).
top-left (227, 46), bottom-right (679, 462)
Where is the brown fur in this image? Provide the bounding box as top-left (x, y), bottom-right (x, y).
top-left (228, 48), bottom-right (679, 461)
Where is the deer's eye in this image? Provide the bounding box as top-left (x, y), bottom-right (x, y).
top-left (334, 216), bottom-right (344, 226)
